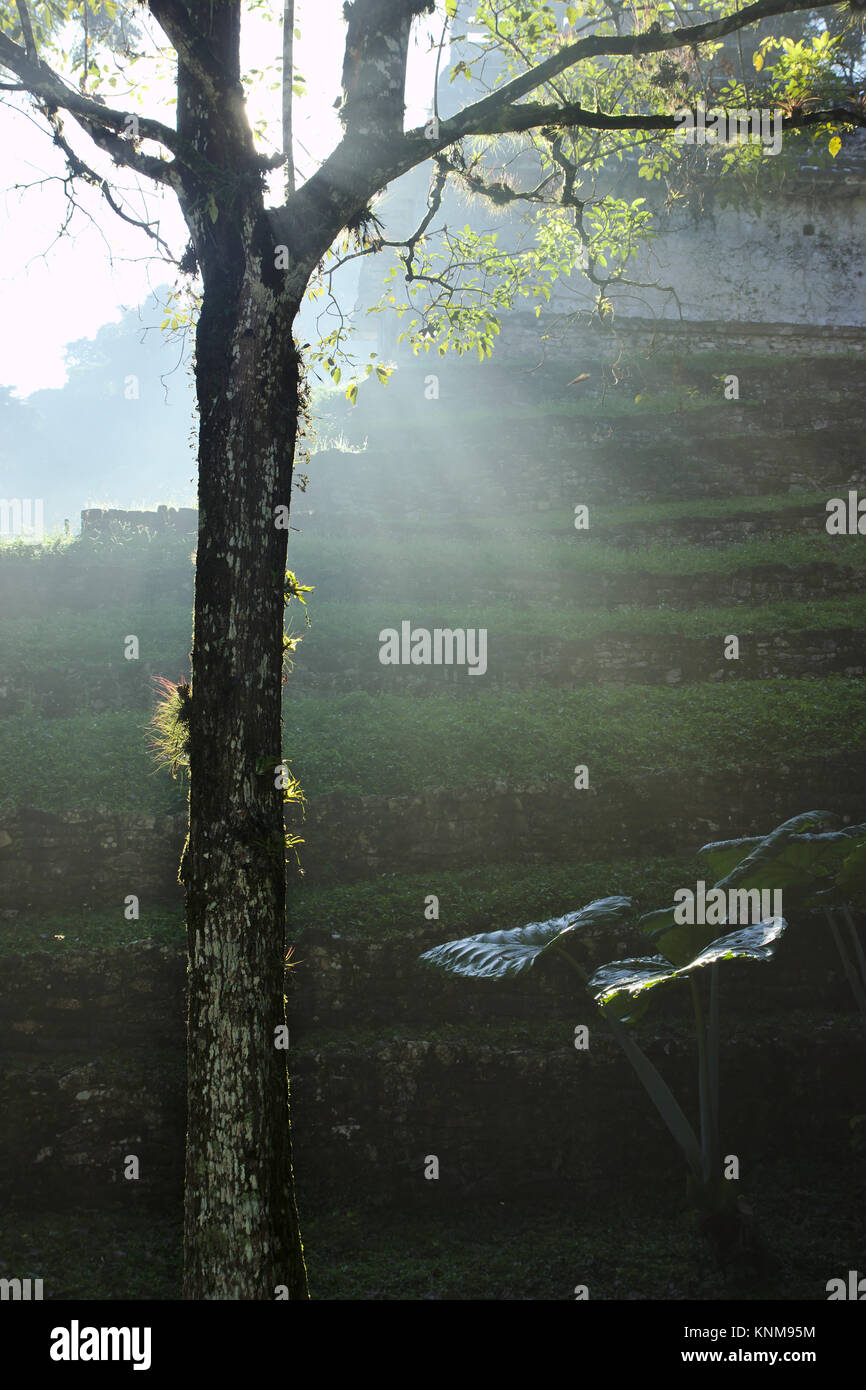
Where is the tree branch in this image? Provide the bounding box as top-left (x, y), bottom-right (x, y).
top-left (147, 0), bottom-right (231, 106)
top-left (0, 30), bottom-right (182, 168)
top-left (442, 0), bottom-right (841, 140)
top-left (148, 0), bottom-right (255, 161)
top-left (15, 0), bottom-right (37, 60)
top-left (447, 101), bottom-right (866, 137)
top-left (271, 0), bottom-right (861, 267)
top-left (46, 108), bottom-right (177, 259)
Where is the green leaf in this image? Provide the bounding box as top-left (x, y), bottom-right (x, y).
top-left (714, 810), bottom-right (838, 897)
top-left (835, 838), bottom-right (866, 904)
top-left (810, 833), bottom-right (866, 908)
top-left (642, 919), bottom-right (718, 970)
top-left (698, 836), bottom-right (763, 880)
top-left (643, 811), bottom-right (834, 963)
top-left (589, 918), bottom-right (787, 1009)
top-left (419, 896), bottom-right (634, 982)
top-left (687, 918), bottom-right (787, 968)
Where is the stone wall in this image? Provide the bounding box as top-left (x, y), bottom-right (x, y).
top-left (0, 933), bottom-right (861, 1209)
top-left (3, 620), bottom-right (863, 716)
top-left (298, 414), bottom-right (866, 528)
top-left (3, 752), bottom-right (866, 906)
top-left (601, 189), bottom-right (866, 329)
top-left (287, 753), bottom-right (866, 883)
top-left (0, 808), bottom-right (186, 911)
top-left (80, 506), bottom-right (197, 538)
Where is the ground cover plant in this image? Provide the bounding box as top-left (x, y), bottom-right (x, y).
top-left (3, 676), bottom-right (864, 811)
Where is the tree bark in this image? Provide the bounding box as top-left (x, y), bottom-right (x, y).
top-left (181, 237), bottom-right (309, 1299)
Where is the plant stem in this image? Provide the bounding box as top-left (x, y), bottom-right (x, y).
top-left (708, 961), bottom-right (721, 1173)
top-left (554, 949), bottom-right (703, 1180)
top-left (826, 907), bottom-right (866, 1016)
top-left (690, 976), bottom-right (713, 1185)
top-left (840, 903), bottom-right (866, 994)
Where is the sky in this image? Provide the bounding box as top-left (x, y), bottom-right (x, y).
top-left (0, 1), bottom-right (442, 397)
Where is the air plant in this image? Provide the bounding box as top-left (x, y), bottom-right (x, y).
top-left (147, 675), bottom-right (192, 779)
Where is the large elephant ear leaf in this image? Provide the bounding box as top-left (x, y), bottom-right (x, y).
top-left (646, 812), bottom-right (837, 950)
top-left (813, 834), bottom-right (866, 908)
top-left (418, 896), bottom-right (634, 981)
top-left (589, 918), bottom-right (787, 1011)
top-left (684, 916), bottom-right (787, 970)
top-left (638, 904), bottom-right (678, 939)
top-left (640, 904), bottom-right (753, 970)
top-left (588, 955), bottom-right (680, 1011)
top-left (698, 812), bottom-right (834, 886)
top-left (770, 829), bottom-right (866, 907)
top-left (767, 810), bottom-right (839, 838)
top-left (714, 810), bottom-right (838, 897)
top-left (698, 836), bottom-right (762, 880)
top-left (653, 921), bottom-right (721, 970)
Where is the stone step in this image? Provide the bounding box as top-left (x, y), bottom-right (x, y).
top-left (285, 625), bottom-right (866, 694)
top-left (299, 431), bottom-right (866, 519)
top-left (3, 750), bottom-right (865, 905)
top-left (4, 625), bottom-right (864, 716)
top-left (1, 994), bottom-right (860, 1208)
top-left (295, 559), bottom-right (866, 607)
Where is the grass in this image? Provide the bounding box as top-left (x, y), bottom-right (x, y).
top-left (0, 1211), bottom-right (182, 1301)
top-left (343, 385), bottom-right (725, 431)
top-left (286, 531), bottom-right (866, 592)
top-left (301, 1152), bottom-right (866, 1300)
top-left (5, 593), bottom-right (866, 697)
top-left (299, 593), bottom-right (866, 651)
top-left (3, 1149), bottom-right (861, 1299)
top-left (3, 510), bottom-right (861, 638)
top-left (467, 489), bottom-right (832, 535)
top-left (0, 852), bottom-right (698, 954)
top-left (7, 525), bottom-right (863, 587)
top-left (283, 676), bottom-right (866, 799)
top-left (0, 710), bottom-right (184, 813)
top-left (0, 602), bottom-right (192, 682)
top-left (2, 675), bottom-right (864, 810)
top-left (287, 853), bottom-right (700, 943)
top-left (0, 529), bottom-right (195, 568)
top-left (0, 489), bottom-right (836, 564)
top-left (0, 907), bottom-right (186, 955)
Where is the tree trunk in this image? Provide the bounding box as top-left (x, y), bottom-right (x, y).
top-left (181, 247), bottom-right (308, 1299)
